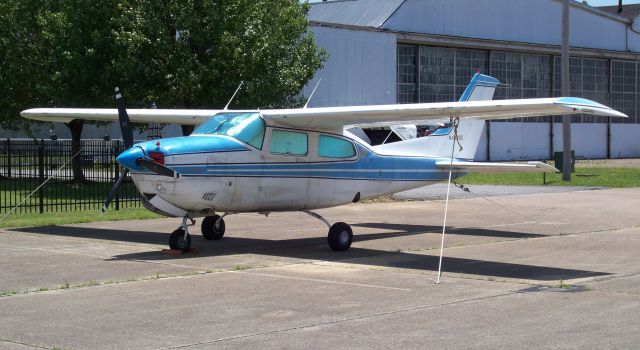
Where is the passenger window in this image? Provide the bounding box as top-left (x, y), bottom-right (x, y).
top-left (318, 134), bottom-right (356, 158)
top-left (270, 129), bottom-right (308, 156)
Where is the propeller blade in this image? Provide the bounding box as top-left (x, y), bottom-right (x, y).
top-left (101, 169), bottom-right (128, 213)
top-left (115, 87), bottom-right (134, 149)
top-left (136, 158), bottom-right (176, 177)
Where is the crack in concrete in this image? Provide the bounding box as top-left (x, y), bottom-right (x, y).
top-left (0, 338), bottom-right (53, 349)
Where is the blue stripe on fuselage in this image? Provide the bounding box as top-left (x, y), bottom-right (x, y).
top-left (167, 144), bottom-right (466, 182)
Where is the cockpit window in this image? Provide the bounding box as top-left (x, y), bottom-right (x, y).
top-left (192, 112), bottom-right (265, 149)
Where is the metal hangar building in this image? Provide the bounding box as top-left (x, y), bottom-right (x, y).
top-left (303, 0), bottom-right (640, 160)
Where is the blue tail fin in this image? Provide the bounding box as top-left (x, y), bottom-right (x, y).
top-left (459, 73), bottom-right (500, 102)
top-left (373, 73), bottom-right (500, 159)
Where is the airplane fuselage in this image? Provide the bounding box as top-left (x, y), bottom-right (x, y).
top-left (117, 113), bottom-right (465, 217)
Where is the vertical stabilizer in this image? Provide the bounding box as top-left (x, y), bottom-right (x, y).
top-left (373, 73), bottom-right (500, 160)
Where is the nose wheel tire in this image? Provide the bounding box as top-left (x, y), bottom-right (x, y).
top-left (328, 222), bottom-right (353, 251)
top-left (201, 215), bottom-right (225, 240)
top-left (169, 228), bottom-right (191, 251)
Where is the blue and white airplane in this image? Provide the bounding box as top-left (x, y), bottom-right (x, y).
top-left (21, 74), bottom-right (627, 252)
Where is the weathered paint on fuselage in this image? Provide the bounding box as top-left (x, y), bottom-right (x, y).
top-left (121, 124), bottom-right (466, 217)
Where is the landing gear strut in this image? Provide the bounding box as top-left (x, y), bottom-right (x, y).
top-left (169, 215), bottom-right (195, 251)
top-left (303, 210), bottom-right (353, 251)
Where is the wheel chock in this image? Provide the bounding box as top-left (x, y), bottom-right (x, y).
top-left (161, 248), bottom-right (199, 255)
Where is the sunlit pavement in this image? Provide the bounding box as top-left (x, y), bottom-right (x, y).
top-left (1, 187), bottom-right (639, 349)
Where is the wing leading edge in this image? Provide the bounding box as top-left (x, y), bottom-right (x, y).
top-left (21, 97), bottom-right (626, 128)
top-left (260, 97), bottom-right (627, 129)
top-left (20, 108), bottom-right (224, 125)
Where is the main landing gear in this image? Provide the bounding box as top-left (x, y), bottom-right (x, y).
top-left (201, 214), bottom-right (226, 240)
top-left (303, 210), bottom-right (353, 251)
top-left (167, 212), bottom-right (352, 252)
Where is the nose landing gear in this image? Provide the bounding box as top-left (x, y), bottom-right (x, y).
top-left (169, 215), bottom-right (195, 251)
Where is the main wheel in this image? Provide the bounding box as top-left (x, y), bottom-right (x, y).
top-left (328, 222), bottom-right (353, 251)
top-left (169, 228), bottom-right (191, 251)
top-left (201, 215), bottom-right (225, 240)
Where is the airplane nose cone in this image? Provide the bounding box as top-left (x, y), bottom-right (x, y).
top-left (116, 147), bottom-right (145, 171)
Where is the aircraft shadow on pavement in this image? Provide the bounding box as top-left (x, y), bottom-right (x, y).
top-left (352, 222), bottom-right (544, 239)
top-left (10, 224), bottom-right (606, 281)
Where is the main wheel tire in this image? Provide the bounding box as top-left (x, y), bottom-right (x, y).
top-left (328, 222), bottom-right (353, 251)
top-left (169, 228), bottom-right (191, 251)
top-left (201, 215), bottom-right (225, 240)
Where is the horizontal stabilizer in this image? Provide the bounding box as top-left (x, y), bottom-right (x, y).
top-left (436, 161), bottom-right (558, 173)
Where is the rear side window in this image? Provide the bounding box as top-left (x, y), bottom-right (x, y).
top-left (318, 134), bottom-right (356, 158)
top-left (270, 129), bottom-right (308, 156)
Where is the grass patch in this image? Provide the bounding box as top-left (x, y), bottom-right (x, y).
top-left (461, 167), bottom-right (640, 188)
top-left (0, 208), bottom-right (161, 229)
top-left (0, 178), bottom-right (139, 206)
top-left (558, 280), bottom-right (573, 289)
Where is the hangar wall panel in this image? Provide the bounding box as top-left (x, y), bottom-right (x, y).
top-left (611, 124), bottom-right (640, 158)
top-left (552, 123), bottom-right (607, 159)
top-left (384, 0), bottom-right (639, 52)
top-left (481, 123), bottom-right (640, 160)
top-left (304, 26), bottom-right (397, 107)
top-left (488, 122), bottom-right (550, 161)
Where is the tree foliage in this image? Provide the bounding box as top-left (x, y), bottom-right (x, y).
top-left (1, 0), bottom-right (326, 180)
top-left (0, 0), bottom-right (124, 130)
top-left (1, 0), bottom-right (325, 126)
top-left (115, 0), bottom-right (325, 109)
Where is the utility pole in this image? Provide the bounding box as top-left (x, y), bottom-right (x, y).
top-left (561, 0), bottom-right (572, 181)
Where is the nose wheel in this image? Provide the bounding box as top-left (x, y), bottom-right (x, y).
top-left (169, 215), bottom-right (195, 252)
top-left (169, 228), bottom-right (191, 251)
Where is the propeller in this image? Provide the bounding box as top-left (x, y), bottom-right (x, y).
top-left (136, 158), bottom-right (176, 178)
top-left (101, 87), bottom-right (133, 213)
top-left (115, 87), bottom-right (134, 149)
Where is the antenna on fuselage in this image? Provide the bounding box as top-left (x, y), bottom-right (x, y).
top-left (223, 81), bottom-right (244, 111)
top-left (303, 78), bottom-right (322, 109)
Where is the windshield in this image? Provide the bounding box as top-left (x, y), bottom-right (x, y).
top-left (192, 112), bottom-right (265, 149)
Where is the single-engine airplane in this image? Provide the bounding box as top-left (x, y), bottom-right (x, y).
top-left (21, 74), bottom-right (627, 252)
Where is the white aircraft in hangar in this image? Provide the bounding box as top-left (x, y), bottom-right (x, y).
top-left (21, 74), bottom-right (627, 252)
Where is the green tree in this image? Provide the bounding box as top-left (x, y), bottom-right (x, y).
top-left (1, 0), bottom-right (326, 180)
top-left (1, 0), bottom-right (123, 181)
top-left (113, 0), bottom-right (326, 133)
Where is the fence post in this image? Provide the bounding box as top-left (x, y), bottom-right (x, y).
top-left (38, 139), bottom-right (45, 214)
top-left (115, 140), bottom-right (120, 211)
top-left (6, 138), bottom-right (11, 178)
